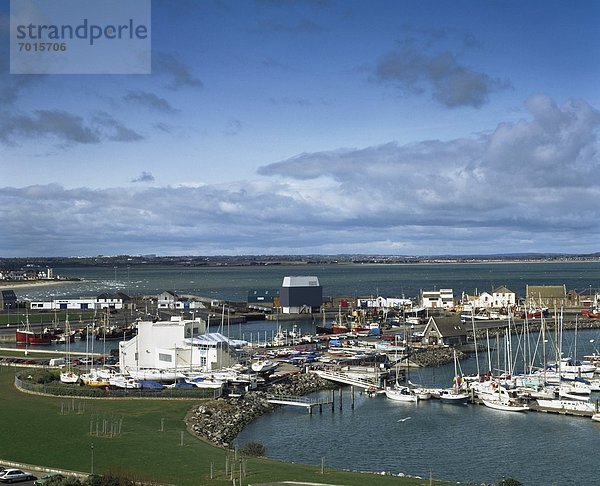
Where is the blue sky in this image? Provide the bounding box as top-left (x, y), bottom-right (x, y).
top-left (1, 0), bottom-right (599, 257)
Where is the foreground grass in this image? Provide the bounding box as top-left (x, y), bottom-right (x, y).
top-left (0, 366), bottom-right (454, 485)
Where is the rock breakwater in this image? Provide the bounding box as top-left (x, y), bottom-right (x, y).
top-left (412, 347), bottom-right (465, 367)
top-left (186, 371), bottom-right (334, 448)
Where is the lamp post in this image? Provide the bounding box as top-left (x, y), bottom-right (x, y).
top-left (90, 443), bottom-right (94, 474)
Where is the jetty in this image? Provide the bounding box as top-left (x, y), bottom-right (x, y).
top-left (266, 393), bottom-right (333, 414)
top-left (309, 367), bottom-right (385, 391)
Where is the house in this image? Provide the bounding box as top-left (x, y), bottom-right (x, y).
top-left (526, 285), bottom-right (567, 308)
top-left (421, 316), bottom-right (467, 346)
top-left (158, 291), bottom-right (179, 309)
top-left (279, 276), bottom-right (322, 314)
top-left (96, 292), bottom-right (130, 310)
top-left (470, 291), bottom-right (493, 309)
top-left (118, 316), bottom-right (247, 373)
top-left (421, 289), bottom-right (454, 309)
top-left (491, 286), bottom-right (516, 308)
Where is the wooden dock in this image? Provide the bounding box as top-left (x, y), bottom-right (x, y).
top-left (266, 394), bottom-right (334, 414)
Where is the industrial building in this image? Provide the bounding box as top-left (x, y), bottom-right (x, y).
top-left (279, 276), bottom-right (322, 314)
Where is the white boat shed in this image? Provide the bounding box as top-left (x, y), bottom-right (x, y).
top-left (119, 316), bottom-right (247, 374)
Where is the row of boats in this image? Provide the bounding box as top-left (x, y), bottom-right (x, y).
top-left (60, 364), bottom-right (255, 391)
top-left (16, 323), bottom-right (136, 345)
top-left (382, 352), bottom-right (600, 422)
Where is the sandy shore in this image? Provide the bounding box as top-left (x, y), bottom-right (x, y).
top-left (0, 280), bottom-right (80, 290)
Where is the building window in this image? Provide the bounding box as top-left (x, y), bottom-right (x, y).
top-left (158, 353), bottom-right (172, 362)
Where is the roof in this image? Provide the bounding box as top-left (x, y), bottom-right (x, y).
top-left (185, 332), bottom-right (247, 348)
top-left (427, 316), bottom-right (467, 337)
top-left (492, 286), bottom-right (514, 294)
top-left (526, 285), bottom-right (566, 299)
top-left (281, 276), bottom-right (320, 287)
top-left (1, 290), bottom-right (17, 299)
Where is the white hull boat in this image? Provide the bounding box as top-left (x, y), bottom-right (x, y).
top-left (109, 375), bottom-right (142, 389)
top-left (126, 368), bottom-right (186, 382)
top-left (481, 397), bottom-right (529, 412)
top-left (439, 389), bottom-right (469, 404)
top-left (60, 371), bottom-right (79, 384)
top-left (184, 376), bottom-right (225, 389)
top-left (536, 399), bottom-right (595, 414)
top-left (251, 359), bottom-right (278, 373)
top-left (385, 386), bottom-right (418, 402)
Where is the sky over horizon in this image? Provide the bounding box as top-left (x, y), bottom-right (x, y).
top-left (1, 0), bottom-right (599, 257)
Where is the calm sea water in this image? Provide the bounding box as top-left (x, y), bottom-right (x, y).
top-left (18, 260), bottom-right (600, 302)
top-left (11, 262), bottom-right (600, 484)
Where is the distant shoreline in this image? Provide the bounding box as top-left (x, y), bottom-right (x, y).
top-left (0, 279), bottom-right (80, 290)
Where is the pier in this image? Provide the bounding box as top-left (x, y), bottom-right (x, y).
top-left (266, 393), bottom-right (334, 414)
top-left (308, 368), bottom-right (383, 391)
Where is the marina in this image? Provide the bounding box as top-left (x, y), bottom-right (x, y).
top-left (2, 261), bottom-right (600, 485)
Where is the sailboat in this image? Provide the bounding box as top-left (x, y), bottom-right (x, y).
top-left (439, 350), bottom-right (469, 404)
top-left (385, 343), bottom-right (418, 402)
top-left (60, 316), bottom-right (79, 384)
top-left (479, 383), bottom-right (529, 412)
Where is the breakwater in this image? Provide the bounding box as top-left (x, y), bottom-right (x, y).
top-left (412, 347), bottom-right (465, 367)
top-left (186, 372), bottom-right (334, 448)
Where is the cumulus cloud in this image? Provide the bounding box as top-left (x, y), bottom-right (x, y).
top-left (123, 90), bottom-right (178, 113)
top-left (131, 171), bottom-right (155, 183)
top-left (373, 35), bottom-right (510, 108)
top-left (153, 52), bottom-right (203, 90)
top-left (0, 110), bottom-right (101, 145)
top-left (1, 96), bottom-right (598, 256)
top-left (92, 112), bottom-right (144, 142)
top-left (0, 108), bottom-right (144, 146)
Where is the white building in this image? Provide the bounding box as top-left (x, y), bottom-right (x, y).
top-left (29, 298), bottom-right (97, 311)
top-left (157, 290), bottom-right (205, 310)
top-left (29, 293), bottom-right (128, 311)
top-left (357, 296), bottom-right (413, 309)
top-left (421, 289), bottom-right (454, 309)
top-left (492, 286), bottom-right (516, 308)
top-left (119, 316), bottom-right (247, 374)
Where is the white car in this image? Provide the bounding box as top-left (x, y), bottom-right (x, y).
top-left (0, 468), bottom-right (36, 483)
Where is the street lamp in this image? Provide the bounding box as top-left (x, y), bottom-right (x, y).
top-left (90, 443), bottom-right (94, 474)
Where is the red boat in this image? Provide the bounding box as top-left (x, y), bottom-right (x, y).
top-left (581, 308), bottom-right (600, 319)
top-left (16, 326), bottom-right (60, 345)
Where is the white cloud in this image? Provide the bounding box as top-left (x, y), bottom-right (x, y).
top-left (1, 96), bottom-right (598, 256)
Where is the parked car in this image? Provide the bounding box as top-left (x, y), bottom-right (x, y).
top-left (34, 472), bottom-right (64, 485)
top-left (0, 468), bottom-right (36, 483)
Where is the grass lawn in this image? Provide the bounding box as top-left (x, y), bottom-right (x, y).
top-left (0, 310), bottom-right (97, 326)
top-left (0, 365), bottom-right (454, 485)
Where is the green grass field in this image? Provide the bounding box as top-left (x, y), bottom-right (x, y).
top-left (0, 310), bottom-right (97, 326)
top-left (0, 365), bottom-right (454, 485)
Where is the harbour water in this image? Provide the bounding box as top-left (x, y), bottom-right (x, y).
top-left (235, 327), bottom-right (600, 486)
top-left (8, 261), bottom-right (600, 485)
